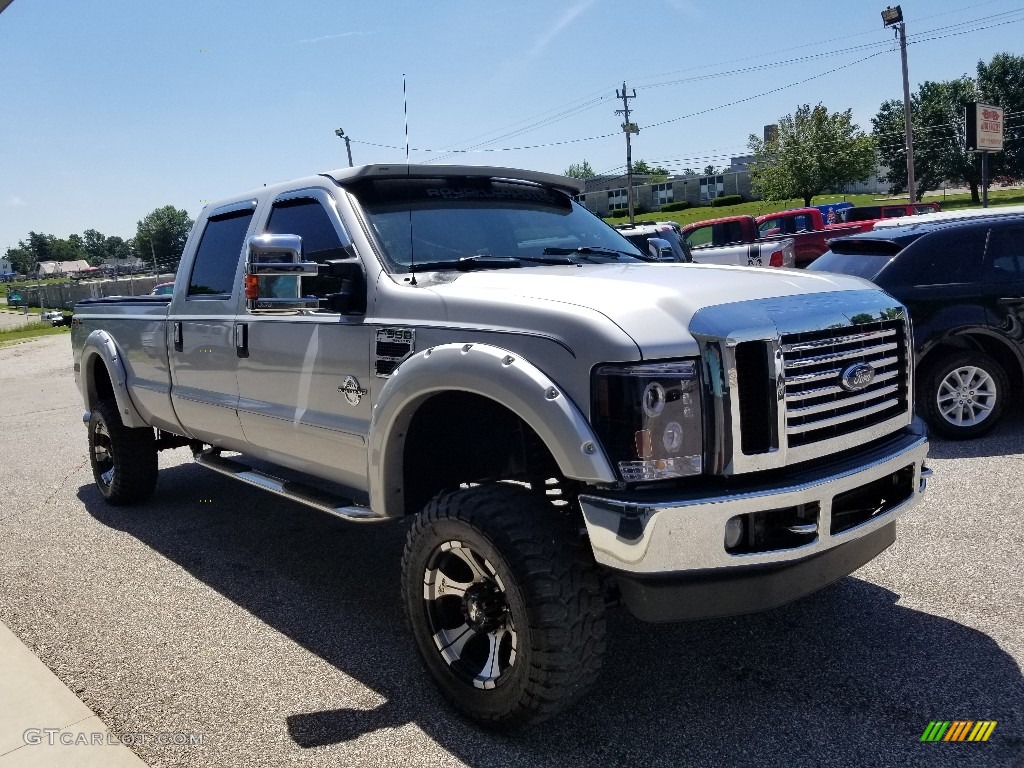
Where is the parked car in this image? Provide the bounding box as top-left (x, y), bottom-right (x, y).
top-left (810, 213), bottom-right (1024, 438)
top-left (871, 204), bottom-right (1024, 230)
top-left (41, 310), bottom-right (63, 324)
top-left (836, 202), bottom-right (940, 224)
top-left (150, 281), bottom-right (175, 296)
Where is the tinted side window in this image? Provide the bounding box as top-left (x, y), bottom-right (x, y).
top-left (845, 207), bottom-right (881, 222)
top-left (720, 221), bottom-right (745, 245)
top-left (265, 198), bottom-right (346, 297)
top-left (188, 210), bottom-right (254, 297)
top-left (985, 226), bottom-right (1024, 280)
top-left (880, 229), bottom-right (986, 286)
top-left (266, 198), bottom-right (346, 261)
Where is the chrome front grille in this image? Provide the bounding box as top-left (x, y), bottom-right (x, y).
top-left (781, 320), bottom-right (909, 448)
top-left (691, 290), bottom-right (915, 476)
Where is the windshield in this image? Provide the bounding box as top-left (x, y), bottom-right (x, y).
top-left (347, 178), bottom-right (646, 271)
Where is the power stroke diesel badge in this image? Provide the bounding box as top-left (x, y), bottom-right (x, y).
top-left (338, 376), bottom-right (367, 406)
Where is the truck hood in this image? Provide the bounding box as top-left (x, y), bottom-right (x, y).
top-left (424, 263), bottom-right (877, 359)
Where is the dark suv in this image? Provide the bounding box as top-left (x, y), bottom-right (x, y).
top-left (810, 214), bottom-right (1024, 439)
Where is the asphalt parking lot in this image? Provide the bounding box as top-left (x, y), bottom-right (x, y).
top-left (0, 335), bottom-right (1021, 768)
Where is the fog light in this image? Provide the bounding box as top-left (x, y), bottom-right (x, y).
top-left (724, 516), bottom-right (744, 549)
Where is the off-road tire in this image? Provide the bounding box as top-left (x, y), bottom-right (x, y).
top-left (88, 399), bottom-right (158, 505)
top-left (402, 483), bottom-right (606, 728)
top-left (919, 350), bottom-right (1008, 440)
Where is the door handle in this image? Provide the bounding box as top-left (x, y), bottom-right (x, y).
top-left (173, 321), bottom-right (182, 351)
top-left (235, 323), bottom-right (248, 357)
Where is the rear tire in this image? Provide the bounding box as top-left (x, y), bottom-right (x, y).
top-left (401, 484), bottom-right (606, 727)
top-left (88, 399), bottom-right (158, 505)
top-left (919, 351), bottom-right (1008, 439)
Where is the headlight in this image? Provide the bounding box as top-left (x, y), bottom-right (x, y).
top-left (592, 360), bottom-right (703, 482)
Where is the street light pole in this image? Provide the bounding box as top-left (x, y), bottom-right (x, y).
top-left (335, 128), bottom-right (354, 167)
top-left (882, 6), bottom-right (917, 204)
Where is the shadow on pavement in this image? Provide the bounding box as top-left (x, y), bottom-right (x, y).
top-left (923, 407), bottom-right (1024, 461)
top-left (81, 464), bottom-right (1023, 768)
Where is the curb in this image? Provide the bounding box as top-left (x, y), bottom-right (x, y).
top-left (0, 621), bottom-right (149, 767)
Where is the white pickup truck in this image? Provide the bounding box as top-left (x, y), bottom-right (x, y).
top-left (615, 221), bottom-right (796, 267)
top-left (71, 164), bottom-right (929, 727)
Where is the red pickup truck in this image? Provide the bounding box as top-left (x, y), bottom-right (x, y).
top-left (682, 208), bottom-right (863, 268)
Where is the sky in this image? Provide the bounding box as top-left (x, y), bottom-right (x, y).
top-left (1, 0), bottom-right (1023, 253)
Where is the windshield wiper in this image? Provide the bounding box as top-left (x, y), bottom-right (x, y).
top-left (410, 254), bottom-right (577, 272)
top-left (541, 246), bottom-right (638, 261)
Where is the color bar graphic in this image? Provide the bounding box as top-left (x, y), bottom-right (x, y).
top-left (920, 721), bottom-right (996, 742)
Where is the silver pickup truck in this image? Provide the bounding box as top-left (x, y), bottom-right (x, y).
top-left (72, 164), bottom-right (930, 727)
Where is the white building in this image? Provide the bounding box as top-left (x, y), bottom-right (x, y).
top-left (36, 260), bottom-right (92, 277)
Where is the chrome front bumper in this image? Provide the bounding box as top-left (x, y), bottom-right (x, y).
top-left (579, 424), bottom-right (929, 576)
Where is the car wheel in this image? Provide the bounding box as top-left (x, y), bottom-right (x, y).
top-left (401, 484), bottom-right (606, 728)
top-left (88, 399), bottom-right (158, 505)
top-left (919, 351), bottom-right (1008, 439)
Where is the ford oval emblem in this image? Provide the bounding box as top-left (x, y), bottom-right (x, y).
top-left (840, 362), bottom-right (875, 392)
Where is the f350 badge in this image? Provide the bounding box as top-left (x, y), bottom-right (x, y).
top-left (338, 376), bottom-right (367, 406)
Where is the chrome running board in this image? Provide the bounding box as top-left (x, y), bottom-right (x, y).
top-left (193, 451), bottom-right (385, 522)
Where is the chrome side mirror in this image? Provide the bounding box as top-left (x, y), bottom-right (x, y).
top-left (647, 237), bottom-right (676, 262)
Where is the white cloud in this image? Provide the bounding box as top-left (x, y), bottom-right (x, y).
top-left (297, 31), bottom-right (370, 44)
top-left (525, 1), bottom-right (594, 62)
top-left (5, 196), bottom-right (26, 207)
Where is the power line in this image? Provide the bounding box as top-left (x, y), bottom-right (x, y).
top-left (641, 50), bottom-right (888, 132)
top-left (354, 14), bottom-right (1022, 161)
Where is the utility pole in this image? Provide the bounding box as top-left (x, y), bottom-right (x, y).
top-left (335, 128), bottom-right (354, 167)
top-left (143, 224), bottom-right (158, 276)
top-left (882, 6), bottom-right (916, 204)
top-left (615, 83), bottom-right (639, 224)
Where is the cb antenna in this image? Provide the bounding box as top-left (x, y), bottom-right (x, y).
top-left (405, 73), bottom-right (417, 284)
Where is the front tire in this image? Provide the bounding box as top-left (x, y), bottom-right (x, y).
top-left (88, 399), bottom-right (158, 505)
top-left (401, 484), bottom-right (606, 727)
top-left (919, 351), bottom-right (1008, 439)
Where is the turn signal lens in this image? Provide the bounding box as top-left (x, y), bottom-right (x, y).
top-left (244, 273), bottom-right (259, 300)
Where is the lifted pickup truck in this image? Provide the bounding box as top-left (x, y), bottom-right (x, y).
top-left (72, 164), bottom-right (930, 727)
top-left (683, 209), bottom-right (863, 269)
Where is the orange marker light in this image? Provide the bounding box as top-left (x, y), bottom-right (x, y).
top-left (244, 274), bottom-right (259, 300)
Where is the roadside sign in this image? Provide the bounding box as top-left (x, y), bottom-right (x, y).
top-left (966, 102), bottom-right (1004, 152)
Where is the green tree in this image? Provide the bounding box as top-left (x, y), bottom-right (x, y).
top-left (564, 160), bottom-right (596, 179)
top-left (977, 52), bottom-right (1024, 183)
top-left (49, 237), bottom-right (84, 262)
top-left (681, 168), bottom-right (696, 176)
top-left (104, 235), bottom-right (133, 261)
top-left (5, 245), bottom-right (32, 275)
top-left (748, 103), bottom-right (876, 207)
top-left (630, 159), bottom-right (669, 181)
top-left (702, 165), bottom-right (718, 176)
top-left (82, 229), bottom-right (108, 265)
top-left (26, 231), bottom-right (54, 264)
top-left (873, 77), bottom-right (981, 202)
top-left (135, 206), bottom-right (193, 274)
